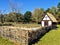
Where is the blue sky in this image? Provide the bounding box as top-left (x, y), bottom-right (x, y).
top-left (0, 0), bottom-right (60, 14)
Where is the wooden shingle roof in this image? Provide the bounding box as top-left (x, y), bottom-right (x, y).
top-left (47, 12), bottom-right (58, 22)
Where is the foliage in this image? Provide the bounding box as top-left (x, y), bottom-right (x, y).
top-left (57, 2), bottom-right (60, 11)
top-left (32, 8), bottom-right (44, 23)
top-left (16, 13), bottom-right (24, 22)
top-left (0, 2), bottom-right (60, 23)
top-left (46, 6), bottom-right (57, 15)
top-left (56, 2), bottom-right (60, 22)
top-left (46, 8), bottom-right (51, 13)
top-left (8, 12), bottom-right (17, 22)
top-left (24, 11), bottom-right (32, 23)
top-left (3, 12), bottom-right (24, 23)
top-left (0, 14), bottom-right (4, 23)
top-left (50, 6), bottom-right (57, 15)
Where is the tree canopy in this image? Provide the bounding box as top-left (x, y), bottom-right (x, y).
top-left (24, 11), bottom-right (32, 23)
top-left (0, 2), bottom-right (60, 24)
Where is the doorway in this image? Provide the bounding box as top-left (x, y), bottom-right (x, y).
top-left (44, 21), bottom-right (48, 26)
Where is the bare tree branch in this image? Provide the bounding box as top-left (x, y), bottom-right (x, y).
top-left (8, 0), bottom-right (21, 13)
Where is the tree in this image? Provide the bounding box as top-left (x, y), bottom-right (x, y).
top-left (8, 0), bottom-right (23, 23)
top-left (32, 8), bottom-right (44, 23)
top-left (3, 14), bottom-right (10, 22)
top-left (0, 10), bottom-right (6, 24)
top-left (8, 12), bottom-right (17, 22)
top-left (57, 2), bottom-right (60, 11)
top-left (24, 11), bottom-right (32, 23)
top-left (45, 8), bottom-right (51, 13)
top-left (56, 2), bottom-right (60, 23)
top-left (9, 0), bottom-right (21, 13)
top-left (46, 7), bottom-right (57, 16)
top-left (50, 6), bottom-right (57, 15)
top-left (39, 8), bottom-right (44, 22)
top-left (32, 8), bottom-right (40, 23)
top-left (16, 13), bottom-right (24, 22)
top-left (0, 14), bottom-right (4, 23)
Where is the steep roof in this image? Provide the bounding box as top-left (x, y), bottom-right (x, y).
top-left (47, 12), bottom-right (58, 22)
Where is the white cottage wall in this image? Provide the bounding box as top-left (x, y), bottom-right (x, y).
top-left (41, 21), bottom-right (44, 27)
top-left (48, 21), bottom-right (52, 26)
top-left (41, 15), bottom-right (52, 27)
top-left (43, 15), bottom-right (50, 20)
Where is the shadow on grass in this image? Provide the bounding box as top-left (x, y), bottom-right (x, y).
top-left (29, 26), bottom-right (58, 45)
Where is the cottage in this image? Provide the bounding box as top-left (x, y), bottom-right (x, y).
top-left (41, 12), bottom-right (57, 27)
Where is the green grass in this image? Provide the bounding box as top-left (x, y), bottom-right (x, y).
top-left (0, 36), bottom-right (14, 45)
top-left (13, 23), bottom-right (40, 28)
top-left (4, 22), bottom-right (40, 28)
top-left (33, 25), bottom-right (60, 45)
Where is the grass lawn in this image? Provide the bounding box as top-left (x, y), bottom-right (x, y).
top-left (13, 23), bottom-right (40, 28)
top-left (3, 22), bottom-right (41, 28)
top-left (0, 37), bottom-right (14, 45)
top-left (33, 25), bottom-right (60, 45)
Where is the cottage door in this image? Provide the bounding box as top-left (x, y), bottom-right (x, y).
top-left (44, 21), bottom-right (48, 26)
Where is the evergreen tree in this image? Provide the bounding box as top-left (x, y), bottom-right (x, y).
top-left (24, 11), bottom-right (32, 23)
